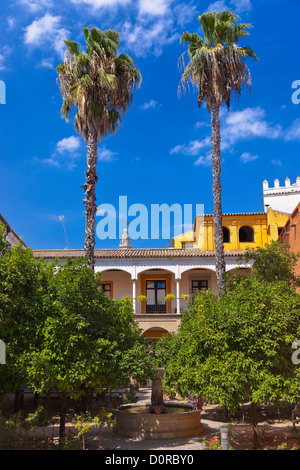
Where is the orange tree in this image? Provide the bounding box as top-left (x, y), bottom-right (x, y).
top-left (0, 227), bottom-right (53, 412)
top-left (24, 258), bottom-right (154, 440)
top-left (156, 246), bottom-right (300, 449)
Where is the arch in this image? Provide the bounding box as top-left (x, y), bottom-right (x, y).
top-left (136, 267), bottom-right (176, 277)
top-left (223, 226), bottom-right (231, 243)
top-left (239, 226), bottom-right (254, 243)
top-left (142, 327), bottom-right (169, 338)
top-left (95, 267), bottom-right (132, 275)
top-left (226, 267), bottom-right (252, 278)
top-left (180, 266), bottom-right (217, 275)
top-left (180, 267), bottom-right (218, 296)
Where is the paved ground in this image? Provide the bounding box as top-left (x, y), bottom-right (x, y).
top-left (97, 388), bottom-right (225, 450)
top-left (8, 387), bottom-right (225, 450)
top-left (4, 387), bottom-right (298, 450)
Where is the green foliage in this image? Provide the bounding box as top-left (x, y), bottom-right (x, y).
top-left (165, 294), bottom-right (175, 301)
top-left (157, 243), bottom-right (300, 413)
top-left (0, 223), bottom-right (8, 255)
top-left (201, 436), bottom-right (222, 450)
top-left (57, 26), bottom-right (142, 143)
top-left (22, 405), bottom-right (51, 431)
top-left (179, 9), bottom-right (257, 111)
top-left (60, 429), bottom-right (83, 450)
top-left (123, 390), bottom-right (138, 404)
top-left (24, 259), bottom-right (154, 397)
top-left (0, 245), bottom-right (154, 436)
top-left (0, 239), bottom-right (52, 396)
top-left (0, 413), bottom-right (25, 450)
top-left (242, 240), bottom-right (300, 286)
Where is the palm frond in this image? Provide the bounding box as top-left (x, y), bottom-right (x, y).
top-left (179, 9), bottom-right (257, 111)
top-left (64, 40), bottom-right (82, 57)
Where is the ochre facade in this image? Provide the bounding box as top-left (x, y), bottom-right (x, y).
top-left (172, 208), bottom-right (289, 251)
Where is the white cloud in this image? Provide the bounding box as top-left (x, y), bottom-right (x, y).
top-left (7, 17), bottom-right (16, 30)
top-left (0, 45), bottom-right (12, 71)
top-left (70, 0), bottom-right (130, 8)
top-left (195, 121), bottom-right (209, 129)
top-left (38, 58), bottom-right (55, 69)
top-left (222, 107), bottom-right (282, 147)
top-left (230, 0), bottom-right (252, 12)
top-left (285, 118), bottom-right (300, 141)
top-left (33, 156), bottom-right (60, 167)
top-left (121, 16), bottom-right (179, 57)
top-left (98, 146), bottom-right (118, 162)
top-left (56, 136), bottom-right (81, 153)
top-left (171, 106), bottom-right (283, 165)
top-left (170, 137), bottom-right (211, 156)
top-left (24, 14), bottom-right (70, 57)
top-left (240, 152), bottom-right (259, 163)
top-left (139, 0), bottom-right (171, 16)
top-left (208, 0), bottom-right (228, 11)
top-left (140, 99), bottom-right (160, 110)
top-left (208, 0), bottom-right (252, 13)
top-left (194, 153), bottom-right (212, 166)
top-left (19, 0), bottom-right (53, 11)
top-left (173, 2), bottom-right (198, 27)
top-left (272, 159), bottom-right (282, 166)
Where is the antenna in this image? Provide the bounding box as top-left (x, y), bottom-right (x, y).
top-left (59, 216), bottom-right (70, 249)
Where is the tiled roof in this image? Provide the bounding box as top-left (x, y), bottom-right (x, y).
top-left (0, 213), bottom-right (27, 247)
top-left (32, 248), bottom-right (245, 259)
top-left (196, 212), bottom-right (266, 217)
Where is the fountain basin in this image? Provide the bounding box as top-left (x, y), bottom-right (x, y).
top-left (114, 403), bottom-right (203, 439)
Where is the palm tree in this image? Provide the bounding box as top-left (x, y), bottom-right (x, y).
top-left (178, 10), bottom-right (257, 294)
top-left (57, 27), bottom-right (142, 269)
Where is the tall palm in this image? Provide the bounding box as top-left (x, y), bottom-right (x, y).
top-left (179, 10), bottom-right (257, 294)
top-left (57, 27), bottom-right (142, 269)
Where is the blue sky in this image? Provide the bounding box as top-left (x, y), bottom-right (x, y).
top-left (0, 0), bottom-right (300, 249)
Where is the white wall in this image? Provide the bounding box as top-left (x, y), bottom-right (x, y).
top-left (263, 177), bottom-right (300, 213)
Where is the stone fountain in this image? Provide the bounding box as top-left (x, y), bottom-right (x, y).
top-left (114, 369), bottom-right (203, 439)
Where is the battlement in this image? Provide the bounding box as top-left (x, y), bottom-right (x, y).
top-left (263, 176), bottom-right (300, 193)
top-left (263, 176), bottom-right (300, 213)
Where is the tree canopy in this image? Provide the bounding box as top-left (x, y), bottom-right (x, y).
top-left (156, 242), bottom-right (300, 448)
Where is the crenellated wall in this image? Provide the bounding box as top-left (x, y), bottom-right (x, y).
top-left (263, 176), bottom-right (300, 214)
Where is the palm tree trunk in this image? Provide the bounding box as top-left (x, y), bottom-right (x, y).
top-left (83, 129), bottom-right (98, 270)
top-left (211, 102), bottom-right (225, 295)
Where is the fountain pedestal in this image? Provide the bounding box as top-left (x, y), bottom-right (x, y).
top-left (114, 368), bottom-right (203, 439)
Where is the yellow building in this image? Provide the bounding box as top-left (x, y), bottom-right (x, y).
top-left (172, 208), bottom-right (289, 251)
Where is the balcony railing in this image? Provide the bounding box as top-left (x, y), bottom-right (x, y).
top-left (135, 297), bottom-right (192, 314)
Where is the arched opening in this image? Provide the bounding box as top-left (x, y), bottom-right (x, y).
top-left (223, 226), bottom-right (231, 243)
top-left (143, 328), bottom-right (169, 362)
top-left (138, 269), bottom-right (174, 314)
top-left (180, 267), bottom-right (217, 297)
top-left (239, 226), bottom-right (254, 243)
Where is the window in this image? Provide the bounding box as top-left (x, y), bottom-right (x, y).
top-left (182, 242), bottom-right (194, 249)
top-left (239, 226), bottom-right (254, 243)
top-left (223, 227), bottom-right (230, 243)
top-left (191, 280), bottom-right (208, 295)
top-left (146, 280), bottom-right (167, 314)
top-left (100, 283), bottom-right (112, 298)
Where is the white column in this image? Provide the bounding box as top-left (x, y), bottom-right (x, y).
top-left (176, 278), bottom-right (181, 315)
top-left (132, 278), bottom-right (137, 314)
